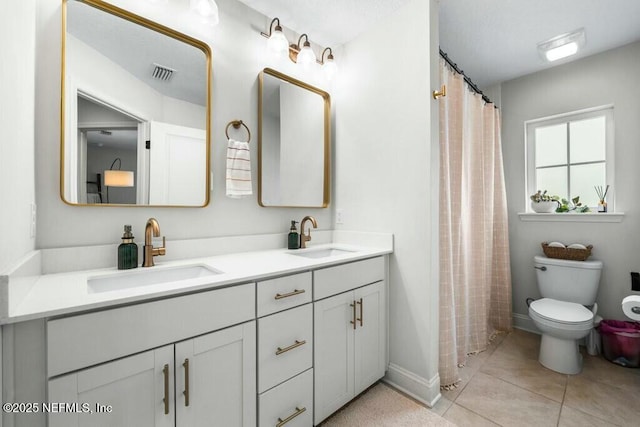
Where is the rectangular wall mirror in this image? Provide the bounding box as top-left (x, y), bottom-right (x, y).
top-left (258, 68), bottom-right (330, 208)
top-left (61, 0), bottom-right (211, 206)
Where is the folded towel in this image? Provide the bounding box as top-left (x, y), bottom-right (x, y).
top-left (226, 138), bottom-right (252, 198)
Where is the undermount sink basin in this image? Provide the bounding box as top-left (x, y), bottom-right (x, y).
top-left (289, 247), bottom-right (356, 259)
top-left (88, 264), bottom-right (222, 293)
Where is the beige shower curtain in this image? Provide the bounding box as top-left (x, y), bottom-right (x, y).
top-left (438, 60), bottom-right (512, 389)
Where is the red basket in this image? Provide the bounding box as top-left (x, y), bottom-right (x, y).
top-left (599, 320), bottom-right (640, 368)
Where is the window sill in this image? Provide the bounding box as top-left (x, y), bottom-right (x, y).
top-left (518, 212), bottom-right (625, 223)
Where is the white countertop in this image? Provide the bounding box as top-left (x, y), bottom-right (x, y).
top-left (3, 241), bottom-right (392, 324)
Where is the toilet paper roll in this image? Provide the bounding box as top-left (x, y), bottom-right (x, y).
top-left (622, 295), bottom-right (640, 321)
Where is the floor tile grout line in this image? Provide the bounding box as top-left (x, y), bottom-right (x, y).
top-left (448, 400), bottom-right (505, 426)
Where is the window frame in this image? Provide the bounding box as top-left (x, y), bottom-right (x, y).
top-left (525, 105), bottom-right (615, 212)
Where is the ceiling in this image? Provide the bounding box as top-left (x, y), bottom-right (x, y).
top-left (439, 0), bottom-right (640, 88)
top-left (235, 0), bottom-right (410, 48)
top-left (236, 0), bottom-right (640, 89)
top-left (68, 0), bottom-right (207, 106)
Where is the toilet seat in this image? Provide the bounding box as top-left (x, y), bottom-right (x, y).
top-left (529, 298), bottom-right (593, 329)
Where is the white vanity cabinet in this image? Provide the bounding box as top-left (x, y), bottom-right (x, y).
top-left (313, 257), bottom-right (386, 425)
top-left (48, 345), bottom-right (175, 427)
top-left (47, 284), bottom-right (257, 427)
top-left (256, 273), bottom-right (314, 426)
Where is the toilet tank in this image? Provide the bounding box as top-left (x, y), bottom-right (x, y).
top-left (534, 255), bottom-right (603, 305)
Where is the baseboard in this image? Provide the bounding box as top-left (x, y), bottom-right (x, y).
top-left (512, 312), bottom-right (540, 334)
top-left (383, 363), bottom-right (441, 408)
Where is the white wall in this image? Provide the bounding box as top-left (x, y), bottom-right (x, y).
top-left (35, 0), bottom-right (332, 248)
top-left (501, 41), bottom-right (640, 323)
top-left (0, 0), bottom-right (36, 272)
top-left (335, 0), bottom-right (441, 405)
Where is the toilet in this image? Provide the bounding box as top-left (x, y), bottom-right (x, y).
top-left (528, 255), bottom-right (603, 374)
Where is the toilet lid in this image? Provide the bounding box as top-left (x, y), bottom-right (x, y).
top-left (530, 298), bottom-right (593, 324)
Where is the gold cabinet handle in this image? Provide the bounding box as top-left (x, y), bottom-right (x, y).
top-left (350, 301), bottom-right (356, 330)
top-left (162, 364), bottom-right (170, 415)
top-left (276, 406), bottom-right (307, 427)
top-left (356, 298), bottom-right (363, 327)
top-left (183, 358), bottom-right (190, 407)
top-left (275, 340), bottom-right (306, 356)
top-left (274, 289), bottom-right (305, 300)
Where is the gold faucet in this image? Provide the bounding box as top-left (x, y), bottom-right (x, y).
top-left (142, 218), bottom-right (166, 267)
top-left (299, 216), bottom-right (318, 249)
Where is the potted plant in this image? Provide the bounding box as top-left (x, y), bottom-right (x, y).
top-left (530, 190), bottom-right (559, 213)
top-left (556, 196), bottom-right (590, 213)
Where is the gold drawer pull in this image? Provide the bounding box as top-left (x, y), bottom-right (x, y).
top-left (357, 298), bottom-right (363, 327)
top-left (275, 289), bottom-right (306, 300)
top-left (162, 364), bottom-right (170, 415)
top-left (276, 406), bottom-right (307, 427)
top-left (275, 339), bottom-right (306, 356)
top-left (183, 358), bottom-right (190, 407)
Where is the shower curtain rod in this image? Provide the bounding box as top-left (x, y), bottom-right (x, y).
top-left (439, 48), bottom-right (494, 106)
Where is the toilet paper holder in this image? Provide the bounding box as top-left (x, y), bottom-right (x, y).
top-left (622, 295), bottom-right (640, 320)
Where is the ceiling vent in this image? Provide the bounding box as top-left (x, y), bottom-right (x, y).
top-left (152, 63), bottom-right (176, 81)
top-left (99, 130), bottom-right (112, 136)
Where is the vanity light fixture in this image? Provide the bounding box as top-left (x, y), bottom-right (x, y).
top-left (261, 18), bottom-right (289, 57)
top-left (293, 34), bottom-right (316, 66)
top-left (260, 18), bottom-right (336, 70)
top-left (190, 0), bottom-right (219, 25)
top-left (537, 28), bottom-right (585, 62)
top-left (318, 47), bottom-right (338, 79)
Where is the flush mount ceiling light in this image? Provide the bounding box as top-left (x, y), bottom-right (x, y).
top-left (190, 0), bottom-right (219, 25)
top-left (261, 18), bottom-right (289, 57)
top-left (537, 28), bottom-right (586, 62)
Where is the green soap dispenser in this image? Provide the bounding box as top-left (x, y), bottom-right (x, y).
top-left (118, 225), bottom-right (138, 269)
top-left (288, 220), bottom-right (299, 249)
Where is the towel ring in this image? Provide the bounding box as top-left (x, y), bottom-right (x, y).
top-left (225, 120), bottom-right (251, 143)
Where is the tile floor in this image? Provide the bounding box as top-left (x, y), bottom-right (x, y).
top-left (431, 329), bottom-right (640, 426)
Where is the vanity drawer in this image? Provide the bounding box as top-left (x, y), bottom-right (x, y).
top-left (47, 283), bottom-right (255, 377)
top-left (257, 272), bottom-right (312, 317)
top-left (258, 304), bottom-right (312, 393)
top-left (259, 369), bottom-right (313, 427)
top-left (314, 257), bottom-right (384, 300)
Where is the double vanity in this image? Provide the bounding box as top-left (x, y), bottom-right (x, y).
top-left (1, 233), bottom-right (392, 426)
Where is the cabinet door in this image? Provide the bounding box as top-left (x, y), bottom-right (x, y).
top-left (175, 321), bottom-right (256, 427)
top-left (48, 346), bottom-right (174, 427)
top-left (313, 291), bottom-right (355, 425)
top-left (354, 281), bottom-right (386, 394)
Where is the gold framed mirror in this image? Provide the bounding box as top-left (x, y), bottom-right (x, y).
top-left (258, 68), bottom-right (330, 208)
top-left (61, 0), bottom-right (212, 207)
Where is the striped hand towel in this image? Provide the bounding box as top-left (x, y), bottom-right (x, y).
top-left (226, 138), bottom-right (252, 198)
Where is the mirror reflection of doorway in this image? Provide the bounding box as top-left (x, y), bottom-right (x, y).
top-left (76, 93), bottom-right (145, 204)
top-left (84, 128), bottom-right (137, 204)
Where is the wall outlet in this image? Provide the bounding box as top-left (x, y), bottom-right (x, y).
top-left (336, 208), bottom-right (344, 225)
top-left (631, 272), bottom-right (640, 291)
top-left (30, 203), bottom-right (37, 238)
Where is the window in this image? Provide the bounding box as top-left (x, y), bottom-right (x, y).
top-left (526, 106), bottom-right (614, 210)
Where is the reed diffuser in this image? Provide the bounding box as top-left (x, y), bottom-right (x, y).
top-left (595, 185), bottom-right (609, 213)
